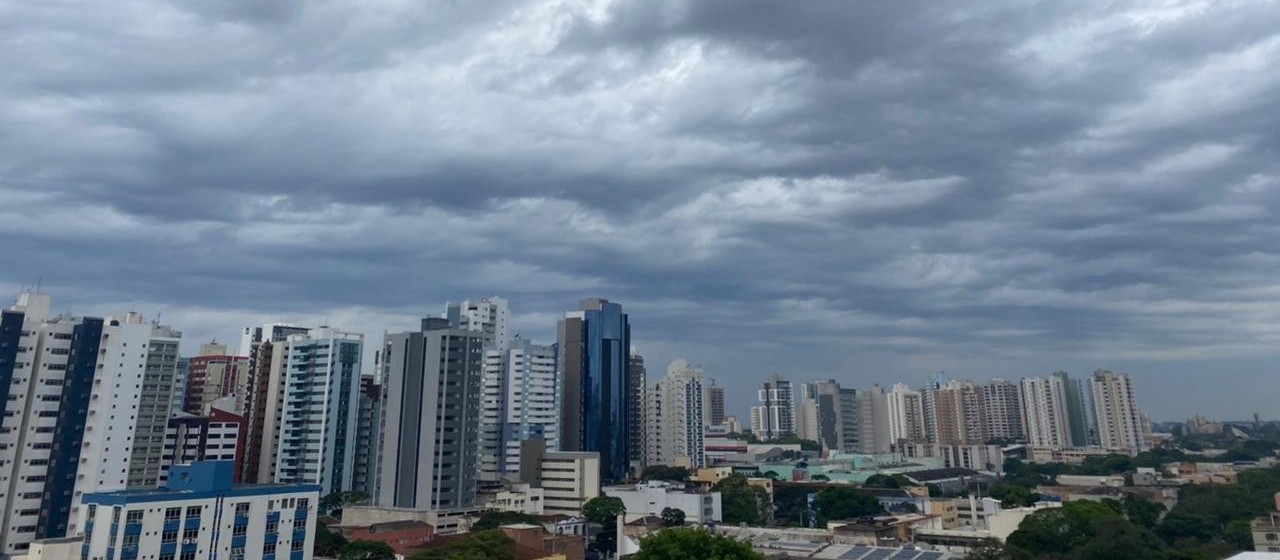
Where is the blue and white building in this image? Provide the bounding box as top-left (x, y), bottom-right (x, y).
top-left (0, 292), bottom-right (179, 556)
top-left (80, 462), bottom-right (319, 560)
top-left (479, 336), bottom-right (560, 480)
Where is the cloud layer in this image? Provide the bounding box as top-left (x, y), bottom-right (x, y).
top-left (3, 0), bottom-right (1280, 420)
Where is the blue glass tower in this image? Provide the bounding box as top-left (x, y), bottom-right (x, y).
top-left (558, 298), bottom-right (631, 483)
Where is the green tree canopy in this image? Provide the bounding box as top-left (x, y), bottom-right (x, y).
top-left (338, 540), bottom-right (396, 560)
top-left (314, 523), bottom-right (349, 557)
top-left (409, 530), bottom-right (515, 560)
top-left (471, 510), bottom-right (541, 531)
top-left (815, 486), bottom-right (883, 524)
top-left (582, 496), bottom-right (626, 525)
top-left (641, 465), bottom-right (691, 482)
top-left (631, 527), bottom-right (765, 560)
top-left (661, 507), bottom-right (686, 527)
top-left (714, 474), bottom-right (771, 526)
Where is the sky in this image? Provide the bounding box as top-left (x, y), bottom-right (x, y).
top-left (2, 0), bottom-right (1279, 422)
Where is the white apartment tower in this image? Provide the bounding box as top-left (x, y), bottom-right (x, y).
top-left (271, 328), bottom-right (364, 497)
top-left (981, 379), bottom-right (1025, 442)
top-left (0, 292), bottom-right (176, 554)
top-left (886, 383), bottom-right (927, 445)
top-left (447, 297), bottom-right (512, 354)
top-left (126, 323), bottom-right (183, 488)
top-left (1090, 370), bottom-right (1146, 453)
top-left (750, 374), bottom-right (795, 440)
top-left (479, 336), bottom-right (560, 481)
top-left (1019, 376), bottom-right (1072, 449)
top-left (646, 359), bottom-right (706, 468)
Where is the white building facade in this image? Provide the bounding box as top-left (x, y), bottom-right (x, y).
top-left (603, 481), bottom-right (722, 524)
top-left (646, 359), bottom-right (706, 468)
top-left (479, 337), bottom-right (559, 481)
top-left (1019, 376), bottom-right (1072, 449)
top-left (0, 292), bottom-right (174, 554)
top-left (887, 384), bottom-right (927, 445)
top-left (1090, 370), bottom-right (1146, 453)
top-left (272, 328), bottom-right (364, 497)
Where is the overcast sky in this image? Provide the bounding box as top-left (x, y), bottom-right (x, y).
top-left (3, 0), bottom-right (1279, 421)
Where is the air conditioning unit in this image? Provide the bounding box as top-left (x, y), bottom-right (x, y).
top-left (183, 538), bottom-right (197, 545)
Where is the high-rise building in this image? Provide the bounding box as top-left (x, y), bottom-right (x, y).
top-left (1020, 376), bottom-right (1072, 449)
top-left (126, 323), bottom-right (183, 488)
top-left (646, 359), bottom-right (706, 468)
top-left (837, 388), bottom-right (861, 453)
top-left (0, 293), bottom-right (169, 553)
top-left (1055, 371), bottom-right (1099, 447)
top-left (750, 374), bottom-right (795, 440)
top-left (239, 323), bottom-right (311, 484)
top-left (80, 462), bottom-right (319, 560)
top-left (183, 342), bottom-right (249, 415)
top-left (628, 350), bottom-right (647, 471)
top-left (981, 379), bottom-right (1025, 442)
top-left (887, 383), bottom-right (927, 445)
top-left (855, 385), bottom-right (892, 453)
top-left (446, 297), bottom-right (512, 354)
top-left (929, 380), bottom-right (987, 445)
top-left (270, 328), bottom-right (363, 497)
top-left (705, 380), bottom-right (726, 427)
top-left (168, 357), bottom-right (189, 419)
top-left (1090, 370), bottom-right (1146, 453)
top-left (353, 375), bottom-right (382, 496)
top-left (377, 318), bottom-right (484, 510)
top-left (919, 372), bottom-right (949, 444)
top-left (558, 298), bottom-right (632, 483)
top-left (479, 337), bottom-right (559, 481)
top-left (794, 382), bottom-right (821, 443)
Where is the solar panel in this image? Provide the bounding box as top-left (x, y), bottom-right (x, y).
top-left (916, 552), bottom-right (943, 560)
top-left (888, 550), bottom-right (919, 560)
top-left (840, 545), bottom-right (871, 560)
top-left (862, 549), bottom-right (894, 560)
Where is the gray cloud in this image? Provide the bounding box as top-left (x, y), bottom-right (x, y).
top-left (3, 0), bottom-right (1279, 420)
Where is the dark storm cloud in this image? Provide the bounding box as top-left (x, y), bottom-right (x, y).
top-left (2, 0), bottom-right (1279, 419)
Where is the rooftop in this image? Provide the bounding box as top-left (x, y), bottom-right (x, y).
top-left (903, 468), bottom-right (982, 483)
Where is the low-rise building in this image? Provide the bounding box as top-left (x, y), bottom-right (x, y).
top-left (519, 443), bottom-right (600, 517)
top-left (484, 483), bottom-right (546, 515)
top-left (160, 409), bottom-right (243, 484)
top-left (1251, 493), bottom-right (1280, 553)
top-left (603, 481), bottom-right (722, 524)
top-left (336, 521), bottom-right (434, 556)
top-left (80, 462), bottom-right (319, 560)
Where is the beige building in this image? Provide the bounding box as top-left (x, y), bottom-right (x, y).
top-left (1252, 493), bottom-right (1280, 553)
top-left (539, 451), bottom-right (601, 516)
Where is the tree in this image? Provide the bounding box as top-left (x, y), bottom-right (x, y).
top-left (582, 496), bottom-right (627, 553)
top-left (410, 530), bottom-right (515, 560)
top-left (863, 474), bottom-right (912, 489)
top-left (471, 511), bottom-right (540, 531)
top-left (661, 507), bottom-right (686, 527)
top-left (641, 465), bottom-right (691, 482)
top-left (339, 541), bottom-right (395, 560)
top-left (811, 474), bottom-right (830, 481)
top-left (582, 496), bottom-right (626, 525)
top-left (314, 523), bottom-right (349, 557)
top-left (320, 491), bottom-right (372, 516)
top-left (989, 484), bottom-right (1038, 508)
top-left (1121, 494), bottom-right (1166, 529)
top-left (715, 474), bottom-right (770, 525)
top-left (814, 487), bottom-right (882, 524)
top-left (962, 539), bottom-right (1010, 560)
top-left (630, 527), bottom-right (765, 560)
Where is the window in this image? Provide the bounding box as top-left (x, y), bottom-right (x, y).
top-left (160, 554), bottom-right (175, 560)
top-left (165, 507), bottom-right (181, 521)
top-left (112, 507), bottom-right (122, 524)
top-left (162, 530), bottom-right (177, 543)
top-left (184, 506), bottom-right (201, 519)
top-left (182, 527), bottom-right (198, 541)
top-left (235, 502), bottom-right (249, 517)
top-left (291, 540), bottom-right (304, 552)
top-left (232, 525), bottom-right (246, 537)
top-left (122, 535), bottom-right (139, 548)
top-left (87, 505), bottom-right (97, 523)
top-left (126, 509), bottom-right (143, 524)
top-left (230, 547), bottom-right (244, 560)
top-left (265, 521), bottom-right (278, 534)
top-left (262, 543), bottom-right (276, 556)
top-left (296, 498), bottom-right (309, 510)
top-left (180, 553), bottom-right (196, 560)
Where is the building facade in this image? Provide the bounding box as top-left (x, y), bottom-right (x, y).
top-left (239, 323), bottom-right (311, 484)
top-left (353, 375), bottom-right (382, 496)
top-left (182, 343), bottom-right (249, 415)
top-left (980, 379), bottom-right (1025, 442)
top-left (887, 383), bottom-right (927, 445)
top-left (272, 328), bottom-right (363, 497)
top-left (0, 293), bottom-right (176, 554)
top-left (479, 337), bottom-right (560, 481)
top-left (80, 461), bottom-right (319, 560)
top-left (1020, 376), bottom-right (1072, 449)
top-left (558, 298), bottom-right (632, 483)
top-left (646, 359), bottom-right (706, 468)
top-left (1090, 370), bottom-right (1146, 453)
top-left (127, 324), bottom-right (183, 488)
top-left (377, 318), bottom-right (483, 510)
top-left (160, 410), bottom-right (242, 484)
top-left (446, 297), bottom-right (511, 355)
top-left (705, 381), bottom-right (726, 428)
top-left (627, 350), bottom-right (647, 472)
top-left (603, 481), bottom-right (722, 524)
top-left (750, 374), bottom-right (795, 440)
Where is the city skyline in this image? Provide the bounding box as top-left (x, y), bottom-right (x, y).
top-left (5, 0), bottom-right (1280, 422)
